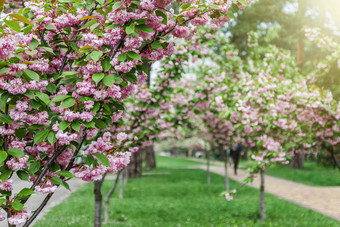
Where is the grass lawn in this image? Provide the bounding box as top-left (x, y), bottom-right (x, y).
top-left (263, 162), bottom-right (340, 187)
top-left (34, 157), bottom-right (340, 227)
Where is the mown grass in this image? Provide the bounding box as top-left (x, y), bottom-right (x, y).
top-left (263, 162), bottom-right (340, 186)
top-left (34, 156), bottom-right (340, 227)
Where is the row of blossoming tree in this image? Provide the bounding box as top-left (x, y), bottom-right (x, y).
top-left (158, 27), bottom-right (340, 220)
top-left (0, 0), bottom-right (253, 226)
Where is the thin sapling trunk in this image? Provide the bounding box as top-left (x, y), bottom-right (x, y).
top-left (259, 169), bottom-right (266, 220)
top-left (103, 171), bottom-right (121, 224)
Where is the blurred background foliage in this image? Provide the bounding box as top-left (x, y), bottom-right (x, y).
top-left (226, 0), bottom-right (340, 99)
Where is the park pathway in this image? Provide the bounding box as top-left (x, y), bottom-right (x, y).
top-left (197, 164), bottom-right (340, 221)
top-left (0, 176), bottom-right (87, 227)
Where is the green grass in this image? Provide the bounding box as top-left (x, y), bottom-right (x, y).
top-left (264, 162), bottom-right (340, 186)
top-left (153, 155), bottom-right (202, 168)
top-left (34, 157), bottom-right (340, 227)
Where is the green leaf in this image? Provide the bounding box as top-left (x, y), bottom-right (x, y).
top-left (92, 73), bottom-right (105, 85)
top-left (17, 170), bottom-right (29, 181)
top-left (81, 121), bottom-right (95, 128)
top-left (126, 23), bottom-right (135, 35)
top-left (71, 122), bottom-right (81, 132)
top-left (156, 10), bottom-right (167, 25)
top-left (8, 148), bottom-right (24, 157)
top-left (61, 71), bottom-right (78, 77)
top-left (59, 121), bottom-right (71, 131)
top-left (113, 75), bottom-right (123, 82)
top-left (9, 13), bottom-right (32, 25)
top-left (0, 170), bottom-right (12, 181)
top-left (96, 0), bottom-right (104, 5)
top-left (41, 47), bottom-right (54, 55)
top-left (28, 161), bottom-right (40, 174)
top-left (118, 53), bottom-right (127, 62)
top-left (52, 95), bottom-right (71, 102)
top-left (50, 176), bottom-right (63, 185)
top-left (0, 150), bottom-right (7, 164)
top-left (181, 3), bottom-right (190, 9)
top-left (3, 19), bottom-right (21, 32)
top-left (23, 25), bottom-right (34, 35)
top-left (62, 181), bottom-right (71, 191)
top-left (151, 40), bottom-right (162, 50)
top-left (227, 11), bottom-right (235, 19)
top-left (0, 0), bottom-right (6, 7)
top-left (127, 51), bottom-right (141, 61)
top-left (34, 129), bottom-right (49, 144)
top-left (23, 69), bottom-right (39, 81)
top-left (102, 58), bottom-right (111, 72)
top-left (89, 51), bottom-right (103, 62)
top-left (12, 200), bottom-right (24, 211)
top-left (102, 75), bottom-right (115, 87)
top-left (0, 199), bottom-right (6, 205)
top-left (48, 131), bottom-right (57, 145)
top-left (0, 115), bottom-right (13, 124)
top-left (46, 84), bottom-right (57, 94)
top-left (0, 67), bottom-right (9, 74)
top-left (232, 3), bottom-right (239, 12)
top-left (238, 0), bottom-right (248, 6)
top-left (112, 1), bottom-right (123, 11)
top-left (36, 92), bottom-right (50, 105)
top-left (62, 97), bottom-right (76, 109)
top-left (125, 73), bottom-right (137, 83)
top-left (56, 170), bottom-right (74, 178)
top-left (28, 38), bottom-right (39, 50)
top-left (70, 41), bottom-right (79, 52)
top-left (17, 188), bottom-right (34, 197)
top-left (94, 119), bottom-right (107, 129)
top-left (92, 153), bottom-right (110, 167)
top-left (135, 24), bottom-right (154, 33)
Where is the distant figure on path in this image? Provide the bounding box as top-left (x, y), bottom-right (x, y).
top-left (230, 144), bottom-right (244, 175)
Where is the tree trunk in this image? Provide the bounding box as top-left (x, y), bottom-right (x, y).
top-left (94, 180), bottom-right (103, 227)
top-left (206, 149), bottom-right (211, 184)
top-left (259, 169), bottom-right (266, 220)
top-left (103, 171), bottom-right (121, 224)
top-left (331, 146), bottom-right (340, 172)
top-left (145, 145), bottom-right (156, 169)
top-left (219, 145), bottom-right (229, 191)
top-left (120, 169), bottom-right (126, 198)
top-left (127, 150), bottom-right (143, 178)
top-left (290, 152), bottom-right (304, 169)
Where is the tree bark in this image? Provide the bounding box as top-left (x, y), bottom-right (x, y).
top-left (103, 171), bottom-right (121, 224)
top-left (259, 169), bottom-right (266, 220)
top-left (127, 150), bottom-right (143, 178)
top-left (290, 152), bottom-right (304, 169)
top-left (206, 149), bottom-right (211, 184)
top-left (331, 146), bottom-right (340, 171)
top-left (120, 169), bottom-right (126, 198)
top-left (145, 145), bottom-right (156, 169)
top-left (94, 176), bottom-right (105, 227)
top-left (219, 145), bottom-right (229, 191)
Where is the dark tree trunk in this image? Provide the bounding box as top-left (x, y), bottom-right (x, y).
top-left (259, 169), bottom-right (266, 220)
top-left (331, 146), bottom-right (340, 171)
top-left (94, 180), bottom-right (103, 227)
top-left (127, 150), bottom-right (143, 178)
top-left (219, 145), bottom-right (229, 191)
top-left (290, 152), bottom-right (304, 169)
top-left (145, 145), bottom-right (156, 169)
top-left (206, 149), bottom-right (211, 184)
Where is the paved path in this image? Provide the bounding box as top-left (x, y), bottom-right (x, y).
top-left (0, 176), bottom-right (87, 227)
top-left (197, 164), bottom-right (340, 221)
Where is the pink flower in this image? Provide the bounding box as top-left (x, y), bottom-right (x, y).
top-left (117, 132), bottom-right (127, 141)
top-left (0, 179), bottom-right (13, 191)
top-left (8, 209), bottom-right (31, 226)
